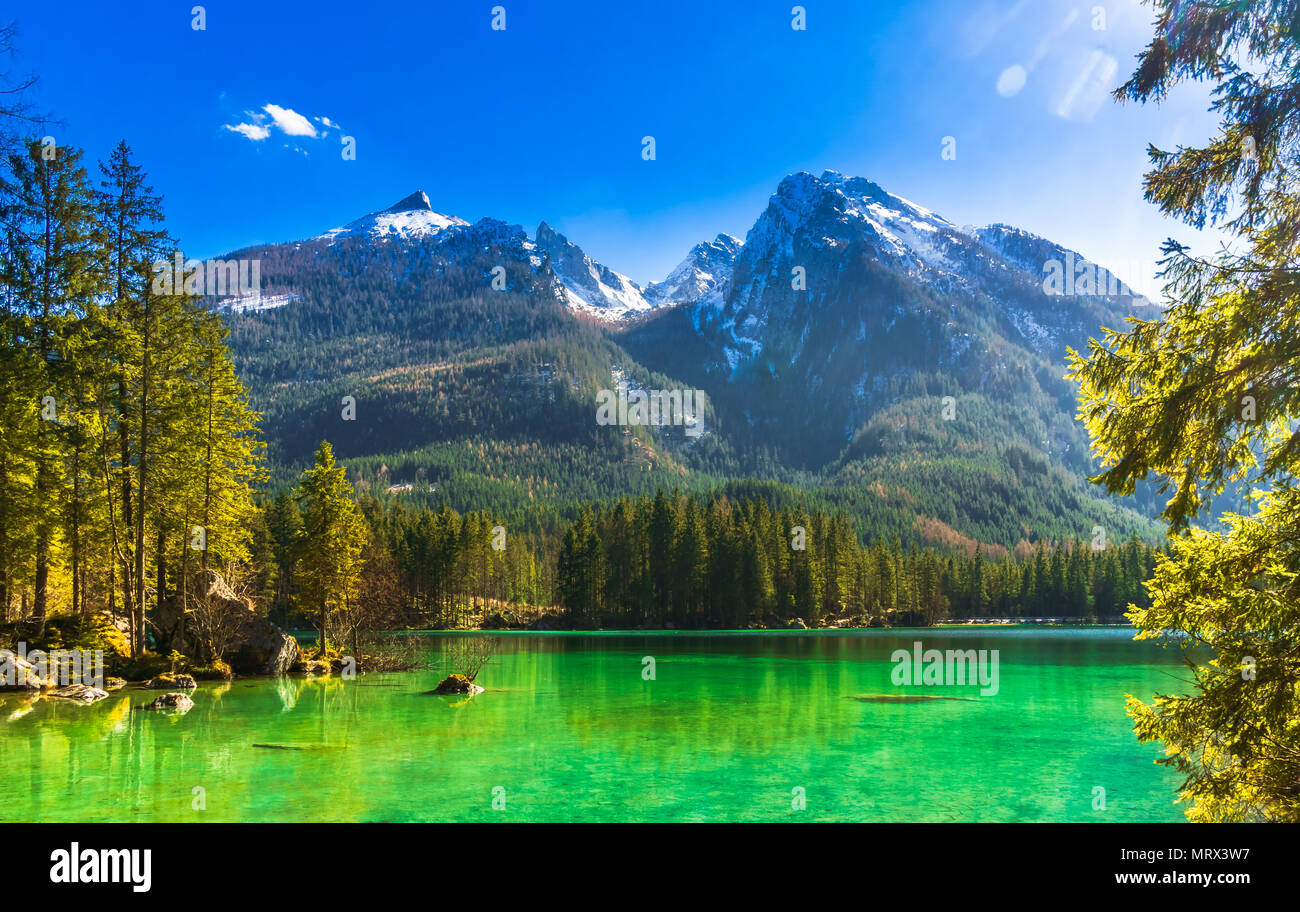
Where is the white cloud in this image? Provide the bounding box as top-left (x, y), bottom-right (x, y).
top-left (223, 102), bottom-right (342, 147)
top-left (224, 122), bottom-right (271, 141)
top-left (262, 104), bottom-right (318, 137)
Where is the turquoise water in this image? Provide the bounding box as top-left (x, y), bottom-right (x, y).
top-left (0, 628), bottom-right (1190, 821)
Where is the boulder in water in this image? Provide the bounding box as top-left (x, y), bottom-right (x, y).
top-left (427, 674), bottom-right (484, 696)
top-left (47, 683), bottom-right (109, 703)
top-left (227, 613), bottom-right (299, 676)
top-left (145, 672), bottom-right (197, 690)
top-left (138, 692), bottom-right (194, 713)
top-left (0, 650), bottom-right (53, 691)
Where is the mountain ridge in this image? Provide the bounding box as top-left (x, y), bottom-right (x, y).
top-left (217, 169), bottom-right (1163, 548)
top-left (296, 172), bottom-right (1147, 330)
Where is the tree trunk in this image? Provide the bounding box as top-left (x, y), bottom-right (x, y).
top-left (134, 322), bottom-right (149, 658)
top-left (32, 172), bottom-right (51, 639)
top-left (32, 541), bottom-right (48, 637)
top-left (156, 522), bottom-right (167, 617)
top-left (118, 413), bottom-right (136, 653)
top-left (71, 437), bottom-right (81, 616)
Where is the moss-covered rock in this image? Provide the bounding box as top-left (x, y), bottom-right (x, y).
top-left (294, 658), bottom-right (331, 675)
top-left (427, 673), bottom-right (485, 696)
top-left (20, 614), bottom-right (131, 662)
top-left (144, 672), bottom-right (197, 690)
top-left (137, 692), bottom-right (194, 713)
top-left (189, 660), bottom-right (232, 681)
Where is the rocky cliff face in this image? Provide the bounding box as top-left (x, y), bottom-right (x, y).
top-left (644, 233), bottom-right (743, 308)
top-left (620, 170), bottom-right (1149, 467)
top-left (534, 221), bottom-right (656, 318)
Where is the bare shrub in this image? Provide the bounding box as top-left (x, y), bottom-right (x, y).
top-left (441, 636), bottom-right (499, 682)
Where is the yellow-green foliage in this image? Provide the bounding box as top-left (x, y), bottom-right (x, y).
top-left (188, 658), bottom-right (233, 680)
top-left (1126, 486), bottom-right (1300, 822)
top-left (30, 614), bottom-right (130, 660)
top-left (1067, 0), bottom-right (1300, 822)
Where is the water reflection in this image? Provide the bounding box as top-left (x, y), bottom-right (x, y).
top-left (0, 630), bottom-right (1191, 823)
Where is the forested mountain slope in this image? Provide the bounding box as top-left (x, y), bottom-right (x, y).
top-left (220, 176), bottom-right (1161, 548)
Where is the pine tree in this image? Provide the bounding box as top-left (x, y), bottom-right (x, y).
top-left (94, 140), bottom-right (166, 645)
top-left (672, 500), bottom-right (708, 625)
top-left (1067, 0), bottom-right (1300, 821)
top-left (294, 441), bottom-right (367, 656)
top-left (0, 139), bottom-right (103, 633)
top-left (0, 242), bottom-right (41, 619)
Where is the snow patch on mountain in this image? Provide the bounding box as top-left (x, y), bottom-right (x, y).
top-left (217, 292), bottom-right (301, 314)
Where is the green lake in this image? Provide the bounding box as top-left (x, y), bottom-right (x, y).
top-left (0, 628), bottom-right (1190, 822)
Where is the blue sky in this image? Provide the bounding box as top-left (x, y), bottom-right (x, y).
top-left (13, 0), bottom-right (1227, 295)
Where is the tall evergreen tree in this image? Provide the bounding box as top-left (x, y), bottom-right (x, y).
top-left (95, 140), bottom-right (166, 647)
top-left (1068, 0), bottom-right (1300, 821)
top-left (294, 440), bottom-right (367, 656)
top-left (0, 139), bottom-right (102, 633)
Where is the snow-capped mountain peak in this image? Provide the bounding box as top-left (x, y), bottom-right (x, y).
top-left (744, 170), bottom-right (961, 271)
top-left (645, 233), bottom-right (744, 308)
top-left (319, 190), bottom-right (469, 242)
top-left (534, 221), bottom-right (655, 319)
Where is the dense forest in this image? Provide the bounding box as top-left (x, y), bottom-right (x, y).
top-left (552, 492), bottom-right (1157, 627)
top-left (244, 483), bottom-right (1159, 635)
top-left (0, 138), bottom-right (261, 656)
